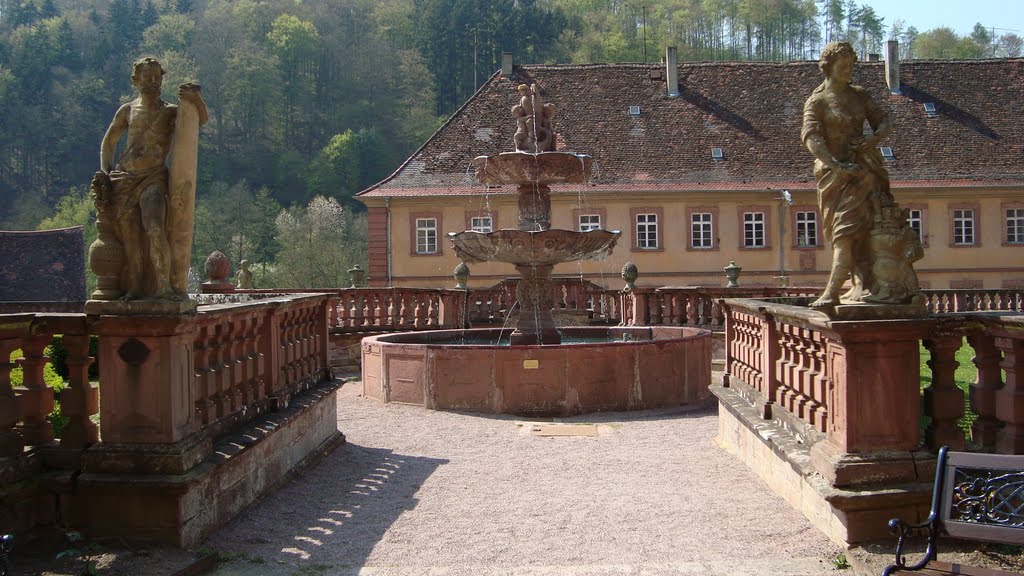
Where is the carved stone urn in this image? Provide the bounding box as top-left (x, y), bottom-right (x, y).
top-left (348, 265), bottom-right (365, 288)
top-left (724, 261), bottom-right (742, 288)
top-left (621, 261), bottom-right (638, 290)
top-left (88, 213), bottom-right (124, 300)
top-left (88, 173), bottom-right (124, 301)
top-left (454, 262), bottom-right (470, 289)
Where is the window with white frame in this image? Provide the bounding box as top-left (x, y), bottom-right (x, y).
top-left (795, 211), bottom-right (817, 247)
top-left (743, 212), bottom-right (766, 248)
top-left (636, 213), bottom-right (659, 249)
top-left (416, 218), bottom-right (438, 253)
top-left (953, 209), bottom-right (975, 245)
top-left (908, 209), bottom-right (923, 243)
top-left (579, 214), bottom-right (602, 231)
top-left (470, 216), bottom-right (493, 233)
top-left (690, 212), bottom-right (713, 248)
top-left (1007, 209), bottom-right (1024, 244)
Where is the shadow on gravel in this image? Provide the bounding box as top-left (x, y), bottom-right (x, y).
top-left (207, 442), bottom-right (447, 570)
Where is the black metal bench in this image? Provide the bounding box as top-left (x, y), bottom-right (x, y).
top-left (883, 446), bottom-right (1024, 576)
top-left (1, 534), bottom-right (10, 576)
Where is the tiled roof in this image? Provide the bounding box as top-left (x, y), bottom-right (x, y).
top-left (0, 227), bottom-right (86, 302)
top-left (358, 59), bottom-right (1024, 198)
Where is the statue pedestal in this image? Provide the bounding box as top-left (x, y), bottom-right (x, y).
top-left (89, 314), bottom-right (197, 446)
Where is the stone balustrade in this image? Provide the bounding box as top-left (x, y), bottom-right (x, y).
top-left (922, 288), bottom-right (1024, 314)
top-left (1, 295), bottom-right (332, 459)
top-left (620, 286), bottom-right (820, 328)
top-left (720, 300), bottom-right (1024, 457)
top-left (0, 314), bottom-right (97, 457)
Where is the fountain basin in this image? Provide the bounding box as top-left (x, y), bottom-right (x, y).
top-left (449, 228), bottom-right (620, 266)
top-left (361, 326), bottom-right (712, 416)
top-left (473, 151), bottom-right (592, 185)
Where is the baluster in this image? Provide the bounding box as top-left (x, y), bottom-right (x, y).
top-left (414, 294), bottom-right (426, 328)
top-left (922, 335), bottom-right (966, 450)
top-left (60, 334), bottom-right (98, 448)
top-left (0, 339), bottom-right (25, 456)
top-left (15, 335), bottom-right (54, 445)
top-left (338, 292), bottom-right (352, 328)
top-left (994, 334), bottom-right (1024, 453)
top-left (808, 332), bottom-right (829, 432)
top-left (194, 324), bottom-right (212, 425)
top-left (373, 292), bottom-right (383, 327)
top-left (429, 293), bottom-right (440, 327)
top-left (354, 293), bottom-right (366, 325)
top-left (711, 300), bottom-right (724, 327)
top-left (686, 294), bottom-right (699, 325)
top-left (386, 291), bottom-right (397, 329)
top-left (216, 322), bottom-right (233, 418)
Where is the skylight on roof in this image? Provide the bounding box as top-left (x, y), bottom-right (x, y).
top-left (711, 147), bottom-right (724, 160)
top-left (879, 146), bottom-right (894, 159)
top-left (628, 105), bottom-right (641, 116)
top-left (923, 102), bottom-right (938, 117)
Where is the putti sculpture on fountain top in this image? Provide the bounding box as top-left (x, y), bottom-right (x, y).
top-left (448, 84), bottom-right (620, 345)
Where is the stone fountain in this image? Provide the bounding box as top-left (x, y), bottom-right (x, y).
top-left (448, 83), bottom-right (619, 344)
top-left (361, 83), bottom-right (711, 416)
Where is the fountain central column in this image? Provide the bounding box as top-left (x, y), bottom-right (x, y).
top-left (510, 263), bottom-right (560, 345)
top-left (518, 183), bottom-right (551, 232)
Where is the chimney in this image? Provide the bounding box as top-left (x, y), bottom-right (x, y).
top-left (501, 52), bottom-right (513, 77)
top-left (867, 53), bottom-right (880, 62)
top-left (665, 46), bottom-right (679, 97)
top-left (885, 40), bottom-right (900, 94)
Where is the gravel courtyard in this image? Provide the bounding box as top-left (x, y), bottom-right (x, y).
top-left (203, 378), bottom-right (843, 576)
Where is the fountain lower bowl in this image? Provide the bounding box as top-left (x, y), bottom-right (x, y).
top-left (448, 228), bottom-right (620, 266)
top-left (361, 326), bottom-right (712, 416)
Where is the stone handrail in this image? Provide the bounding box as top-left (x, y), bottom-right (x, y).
top-left (721, 298), bottom-right (1024, 456)
top-left (0, 302), bottom-right (85, 314)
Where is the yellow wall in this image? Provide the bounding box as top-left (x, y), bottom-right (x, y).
top-left (366, 184), bottom-right (1024, 290)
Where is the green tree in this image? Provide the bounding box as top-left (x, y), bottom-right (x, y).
top-left (193, 180), bottom-right (281, 270)
top-left (270, 195), bottom-right (366, 288)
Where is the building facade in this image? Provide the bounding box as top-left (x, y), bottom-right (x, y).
top-left (357, 46), bottom-right (1024, 290)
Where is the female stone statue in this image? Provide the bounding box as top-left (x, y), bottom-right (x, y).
top-left (802, 42), bottom-right (894, 308)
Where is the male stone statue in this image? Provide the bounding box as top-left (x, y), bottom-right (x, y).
top-left (91, 57), bottom-right (207, 302)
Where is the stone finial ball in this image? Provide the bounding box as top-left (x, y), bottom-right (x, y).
top-left (204, 250), bottom-right (231, 283)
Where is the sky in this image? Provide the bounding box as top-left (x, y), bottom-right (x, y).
top-left (858, 0), bottom-right (1024, 37)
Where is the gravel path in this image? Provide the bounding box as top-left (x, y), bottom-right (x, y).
top-left (204, 379), bottom-right (843, 576)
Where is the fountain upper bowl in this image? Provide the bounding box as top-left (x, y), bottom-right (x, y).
top-left (448, 228), bottom-right (620, 266)
top-left (473, 151), bottom-right (592, 185)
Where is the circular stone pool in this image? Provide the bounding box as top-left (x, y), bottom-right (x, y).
top-left (361, 326), bottom-right (712, 416)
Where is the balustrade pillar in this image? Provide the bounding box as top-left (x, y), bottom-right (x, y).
top-left (92, 315), bottom-right (197, 444)
top-left (995, 335), bottom-right (1024, 453)
top-left (966, 331), bottom-right (1002, 451)
top-left (922, 335), bottom-right (966, 450)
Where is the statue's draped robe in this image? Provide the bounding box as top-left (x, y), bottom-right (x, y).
top-left (109, 165), bottom-right (167, 296)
